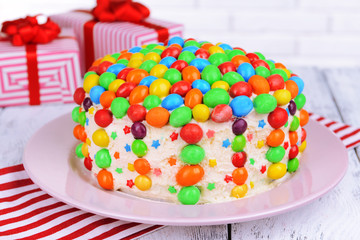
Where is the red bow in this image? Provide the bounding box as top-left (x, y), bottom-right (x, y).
top-left (92, 0), bottom-right (150, 22)
top-left (1, 16), bottom-right (61, 46)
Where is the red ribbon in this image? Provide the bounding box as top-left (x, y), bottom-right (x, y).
top-left (25, 44), bottom-right (40, 105)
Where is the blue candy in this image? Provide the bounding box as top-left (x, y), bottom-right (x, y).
top-left (159, 56), bottom-right (177, 68)
top-left (168, 36), bottom-right (184, 47)
top-left (139, 76), bottom-right (158, 87)
top-left (192, 79), bottom-right (211, 94)
top-left (89, 86), bottom-right (105, 104)
top-left (128, 46), bottom-right (142, 53)
top-left (182, 46), bottom-right (199, 54)
top-left (230, 96), bottom-right (253, 117)
top-left (237, 62), bottom-right (255, 82)
top-left (161, 94), bottom-right (184, 111)
top-left (106, 63), bottom-right (126, 75)
top-left (218, 43), bottom-right (233, 51)
top-left (189, 58), bottom-right (211, 72)
top-left (289, 76), bottom-right (304, 95)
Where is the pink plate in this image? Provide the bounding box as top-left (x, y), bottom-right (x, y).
top-left (23, 113), bottom-right (348, 226)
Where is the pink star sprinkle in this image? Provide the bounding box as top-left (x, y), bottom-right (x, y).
top-left (206, 129), bottom-right (215, 138)
top-left (123, 125), bottom-right (131, 134)
top-left (170, 132), bottom-right (178, 141)
top-left (247, 133), bottom-right (253, 142)
top-left (153, 168), bottom-right (162, 176)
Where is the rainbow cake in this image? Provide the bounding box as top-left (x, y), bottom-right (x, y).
top-left (71, 37), bottom-right (308, 205)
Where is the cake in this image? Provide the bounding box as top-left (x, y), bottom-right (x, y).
top-left (71, 37), bottom-right (308, 205)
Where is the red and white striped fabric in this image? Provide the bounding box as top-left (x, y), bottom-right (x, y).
top-left (1, 115), bottom-right (359, 239)
top-left (0, 28), bottom-right (82, 107)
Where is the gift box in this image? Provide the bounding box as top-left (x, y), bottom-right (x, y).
top-left (50, 10), bottom-right (184, 74)
top-left (0, 28), bottom-right (82, 107)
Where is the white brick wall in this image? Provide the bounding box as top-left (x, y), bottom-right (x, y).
top-left (1, 0), bottom-right (360, 67)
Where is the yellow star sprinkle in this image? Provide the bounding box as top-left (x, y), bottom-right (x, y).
top-left (88, 107), bottom-right (94, 115)
top-left (128, 163), bottom-right (135, 172)
top-left (257, 140), bottom-right (264, 149)
top-left (250, 181), bottom-right (254, 189)
top-left (209, 159), bottom-right (217, 167)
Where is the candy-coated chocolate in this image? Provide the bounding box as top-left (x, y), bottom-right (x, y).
top-left (131, 122), bottom-right (147, 139)
top-left (266, 146), bottom-right (285, 163)
top-left (94, 109), bottom-right (113, 128)
top-left (182, 66), bottom-right (201, 84)
top-left (267, 74), bottom-right (285, 91)
top-left (288, 100), bottom-right (297, 115)
top-left (149, 78), bottom-right (171, 98)
top-left (299, 140), bottom-right (306, 152)
top-left (289, 131), bottom-right (298, 146)
top-left (92, 129), bottom-right (110, 147)
top-left (232, 135), bottom-right (246, 152)
top-left (134, 158), bottom-right (150, 174)
top-left (300, 109), bottom-right (309, 126)
top-left (159, 56), bottom-right (177, 68)
top-left (150, 64), bottom-right (168, 78)
top-left (127, 104), bottom-right (147, 122)
top-left (252, 60), bottom-right (270, 70)
top-left (268, 107), bottom-right (288, 129)
top-left (294, 93), bottom-right (306, 109)
top-left (170, 81), bottom-right (192, 97)
top-left (229, 82), bottom-right (252, 98)
top-left (177, 186), bottom-right (200, 205)
top-left (176, 165), bottom-right (204, 186)
top-left (273, 89), bottom-right (291, 106)
top-left (72, 106), bottom-right (80, 123)
top-left (231, 184), bottom-right (248, 198)
top-left (168, 36), bottom-right (184, 47)
top-left (237, 62), bottom-right (255, 82)
top-left (180, 145), bottom-right (205, 165)
top-left (143, 95), bottom-right (162, 110)
top-left (73, 88), bottom-right (85, 105)
top-left (222, 72), bottom-right (244, 86)
top-left (232, 167), bottom-right (248, 185)
top-left (192, 104), bottom-right (210, 122)
top-left (89, 86), bottom-right (105, 104)
top-left (208, 53), bottom-right (229, 66)
top-left (232, 118), bottom-right (248, 135)
top-left (97, 169), bottom-right (113, 190)
top-left (145, 107), bottom-right (170, 128)
top-left (95, 149), bottom-right (111, 168)
top-left (211, 104), bottom-right (233, 123)
top-left (253, 94), bottom-right (277, 114)
top-left (132, 139), bottom-right (148, 157)
top-left (248, 75), bottom-right (270, 95)
top-left (161, 46), bottom-right (181, 59)
top-left (83, 97), bottom-right (93, 112)
top-left (100, 91), bottom-right (116, 109)
top-left (180, 123), bottom-right (203, 144)
top-left (285, 80), bottom-right (299, 99)
top-left (139, 76), bottom-right (157, 87)
top-left (271, 68), bottom-right (288, 82)
top-left (117, 67), bottom-right (134, 80)
top-left (232, 152), bottom-right (247, 168)
top-left (178, 51), bottom-right (196, 64)
top-left (290, 116), bottom-right (300, 131)
top-left (211, 81), bottom-right (230, 91)
top-left (182, 46), bottom-right (199, 54)
top-left (289, 145), bottom-right (299, 159)
top-left (230, 96), bottom-right (253, 117)
top-left (289, 76), bottom-right (304, 94)
top-left (195, 48), bottom-right (210, 59)
top-left (184, 88), bottom-right (203, 109)
top-left (301, 128), bottom-right (307, 142)
top-left (169, 106), bottom-right (192, 127)
top-left (75, 143), bottom-right (84, 158)
top-left (170, 60), bottom-right (188, 72)
top-left (139, 60), bottom-right (157, 73)
top-left (129, 85), bottom-right (149, 105)
top-left (116, 82), bottom-right (136, 98)
top-left (111, 97), bottom-right (130, 119)
top-left (192, 79), bottom-right (211, 94)
top-left (79, 112), bottom-right (86, 126)
top-left (267, 129), bottom-right (285, 147)
top-left (267, 163), bottom-right (287, 179)
top-left (255, 66), bottom-right (270, 78)
top-left (201, 65), bottom-right (222, 85)
top-left (218, 61), bottom-right (236, 75)
top-left (161, 94), bottom-right (184, 111)
top-left (287, 157), bottom-right (299, 172)
top-left (84, 157), bottom-right (92, 171)
top-left (97, 61), bottom-right (113, 75)
top-left (189, 58), bottom-right (211, 72)
top-left (135, 175), bottom-right (152, 191)
top-left (203, 88), bottom-right (230, 108)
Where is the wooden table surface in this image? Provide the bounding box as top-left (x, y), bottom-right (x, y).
top-left (1, 67), bottom-right (359, 239)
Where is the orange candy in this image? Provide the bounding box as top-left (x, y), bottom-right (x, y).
top-left (184, 88), bottom-right (203, 109)
top-left (182, 66), bottom-right (201, 84)
top-left (73, 125), bottom-right (87, 142)
top-left (129, 85), bottom-right (149, 105)
top-left (73, 125), bottom-right (82, 140)
top-left (231, 55), bottom-right (251, 68)
top-left (97, 169), bottom-right (114, 190)
top-left (92, 58), bottom-right (102, 67)
top-left (300, 109), bottom-right (309, 126)
top-left (170, 43), bottom-right (182, 50)
top-left (248, 75), bottom-right (270, 95)
top-left (274, 62), bottom-right (286, 69)
top-left (267, 129), bottom-right (285, 147)
top-left (176, 165), bottom-right (204, 186)
top-left (285, 80), bottom-right (299, 99)
top-left (134, 158), bottom-right (151, 175)
top-left (126, 69), bottom-right (149, 85)
top-left (100, 91), bottom-right (116, 108)
top-left (289, 131), bottom-right (298, 146)
top-left (232, 167), bottom-right (248, 185)
top-left (118, 52), bottom-right (132, 60)
top-left (201, 43), bottom-right (214, 50)
top-left (146, 107), bottom-right (170, 128)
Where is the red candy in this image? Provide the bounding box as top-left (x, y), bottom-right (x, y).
top-left (84, 157), bottom-right (93, 171)
top-left (252, 60), bottom-right (270, 70)
top-left (301, 128), bottom-right (307, 142)
top-left (218, 62), bottom-right (236, 74)
top-left (170, 81), bottom-right (191, 97)
top-left (195, 48), bottom-right (210, 59)
top-left (116, 82), bottom-right (136, 98)
top-left (170, 60), bottom-right (188, 72)
top-left (267, 74), bottom-right (285, 91)
top-left (229, 82), bottom-right (252, 98)
top-left (94, 109), bottom-right (113, 128)
top-left (97, 61), bottom-right (113, 75)
top-left (180, 123), bottom-right (203, 144)
top-left (117, 67), bottom-right (134, 80)
top-left (211, 104), bottom-right (233, 123)
top-left (268, 107), bottom-right (288, 129)
top-left (88, 65), bottom-right (98, 73)
top-left (161, 46), bottom-right (181, 59)
top-left (289, 145), bottom-right (299, 159)
top-left (232, 152), bottom-right (247, 168)
top-left (73, 87), bottom-right (85, 105)
top-left (246, 53), bottom-right (259, 62)
top-left (127, 104), bottom-right (147, 122)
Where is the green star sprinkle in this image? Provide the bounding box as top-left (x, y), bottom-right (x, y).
top-left (207, 183), bottom-right (215, 191)
top-left (250, 158), bottom-right (255, 165)
top-left (111, 132), bottom-right (117, 140)
top-left (115, 168), bottom-right (123, 174)
top-left (168, 186), bottom-right (177, 194)
top-left (284, 121), bottom-right (288, 128)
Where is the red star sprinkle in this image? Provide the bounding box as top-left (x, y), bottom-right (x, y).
top-left (168, 157), bottom-right (177, 166)
top-left (260, 165), bottom-right (267, 174)
top-left (114, 152), bottom-right (120, 159)
top-left (153, 168), bottom-right (162, 176)
top-left (283, 141), bottom-right (289, 150)
top-left (206, 129), bottom-right (215, 138)
top-left (247, 133), bottom-right (253, 142)
top-left (126, 179), bottom-right (134, 188)
top-left (170, 132), bottom-right (178, 141)
top-left (224, 175), bottom-right (233, 183)
top-left (123, 126), bottom-right (131, 134)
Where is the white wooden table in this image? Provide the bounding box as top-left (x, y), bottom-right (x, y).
top-left (1, 67), bottom-right (359, 239)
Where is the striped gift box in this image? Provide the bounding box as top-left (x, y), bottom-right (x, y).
top-left (50, 11), bottom-right (184, 74)
top-left (0, 28), bottom-right (82, 107)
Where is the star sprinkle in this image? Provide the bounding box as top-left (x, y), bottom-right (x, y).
top-left (222, 139), bottom-right (231, 148)
top-left (224, 175), bottom-right (233, 183)
top-left (126, 179), bottom-right (134, 188)
top-left (207, 183), bottom-right (215, 191)
top-left (286, 108), bottom-right (290, 115)
top-left (284, 121), bottom-right (289, 128)
top-left (114, 152), bottom-right (120, 159)
top-left (153, 168), bottom-right (162, 176)
top-left (115, 168), bottom-right (123, 174)
top-left (209, 159), bottom-right (217, 167)
top-left (88, 107), bottom-right (94, 115)
top-left (124, 144), bottom-right (131, 152)
top-left (151, 140), bottom-right (160, 149)
top-left (170, 132), bottom-right (178, 141)
top-left (123, 125), bottom-right (131, 134)
top-left (86, 118), bottom-right (89, 126)
top-left (128, 163), bottom-right (135, 171)
top-left (250, 158), bottom-right (255, 165)
top-left (250, 181), bottom-right (254, 189)
top-left (283, 142), bottom-right (289, 150)
top-left (258, 119), bottom-right (266, 128)
top-left (257, 140), bottom-right (264, 149)
top-left (168, 157), bottom-right (177, 166)
top-left (111, 131), bottom-right (117, 140)
top-left (247, 133), bottom-right (253, 142)
top-left (86, 138), bottom-right (91, 146)
top-left (206, 129), bottom-right (215, 138)
top-left (168, 186), bottom-right (177, 194)
top-left (260, 165), bottom-right (267, 174)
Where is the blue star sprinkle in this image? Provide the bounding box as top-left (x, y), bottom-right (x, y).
top-left (124, 144), bottom-right (131, 152)
top-left (222, 139), bottom-right (231, 148)
top-left (152, 140), bottom-right (160, 149)
top-left (86, 118), bottom-right (89, 126)
top-left (286, 108), bottom-right (290, 116)
top-left (258, 119), bottom-right (266, 128)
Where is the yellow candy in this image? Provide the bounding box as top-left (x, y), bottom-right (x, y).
top-left (108, 79), bottom-right (125, 93)
top-left (273, 89), bottom-right (291, 106)
top-left (267, 163), bottom-right (287, 179)
top-left (215, 42), bottom-right (223, 46)
top-left (284, 68), bottom-right (291, 78)
top-left (128, 59), bottom-right (143, 68)
top-left (150, 64), bottom-right (168, 78)
top-left (144, 52), bottom-right (161, 63)
top-left (211, 80), bottom-right (229, 91)
top-left (192, 104), bottom-right (210, 122)
top-left (81, 143), bottom-right (89, 157)
top-left (209, 46), bottom-right (225, 54)
top-left (154, 45), bottom-right (166, 50)
top-left (92, 129), bottom-right (109, 147)
top-left (231, 184), bottom-right (248, 198)
top-left (209, 159), bottom-right (217, 167)
top-left (130, 52), bottom-right (144, 61)
top-left (134, 175), bottom-right (152, 191)
top-left (299, 140), bottom-right (307, 152)
top-left (86, 138), bottom-right (91, 146)
top-left (149, 78), bottom-right (171, 98)
top-left (83, 74), bottom-right (100, 93)
top-left (101, 55), bottom-right (116, 63)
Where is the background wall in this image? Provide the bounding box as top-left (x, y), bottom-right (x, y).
top-left (1, 0), bottom-right (360, 67)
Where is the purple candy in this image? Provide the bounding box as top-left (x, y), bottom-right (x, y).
top-left (131, 122), bottom-right (147, 139)
top-left (83, 97), bottom-right (93, 112)
top-left (288, 100), bottom-right (297, 116)
top-left (232, 118), bottom-right (247, 135)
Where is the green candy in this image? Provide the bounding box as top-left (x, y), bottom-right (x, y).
top-left (143, 95), bottom-right (161, 110)
top-left (163, 68), bottom-right (182, 85)
top-left (169, 106), bottom-right (192, 127)
top-left (72, 106), bottom-right (80, 123)
top-left (208, 53), bottom-right (229, 66)
top-left (265, 60), bottom-right (275, 70)
top-left (180, 145), bottom-right (205, 164)
top-left (255, 66), bottom-right (270, 78)
top-left (79, 111), bottom-right (86, 126)
top-left (227, 49), bottom-right (245, 60)
top-left (132, 140), bottom-right (148, 157)
top-left (253, 94), bottom-right (277, 114)
top-left (201, 65), bottom-right (222, 85)
top-left (95, 149), bottom-right (111, 168)
top-left (139, 60), bottom-right (157, 73)
top-left (116, 59), bottom-right (128, 66)
top-left (111, 53), bottom-right (120, 59)
top-left (203, 88), bottom-right (230, 108)
top-left (266, 146), bottom-right (285, 163)
top-left (287, 158), bottom-right (299, 173)
top-left (84, 71), bottom-right (97, 79)
top-left (271, 68), bottom-right (288, 81)
top-left (184, 40), bottom-right (200, 48)
top-left (146, 43), bottom-right (159, 49)
top-left (294, 93), bottom-right (306, 109)
top-left (150, 48), bottom-right (163, 55)
top-left (139, 48), bottom-right (150, 55)
top-left (111, 97), bottom-right (130, 119)
top-left (177, 186), bottom-right (200, 205)
top-left (75, 143), bottom-right (84, 158)
top-left (254, 52), bottom-right (265, 60)
top-left (99, 72), bottom-right (116, 90)
top-left (231, 135), bottom-right (246, 152)
top-left (290, 116), bottom-right (300, 131)
top-left (178, 51), bottom-right (196, 64)
top-left (222, 72), bottom-right (244, 86)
